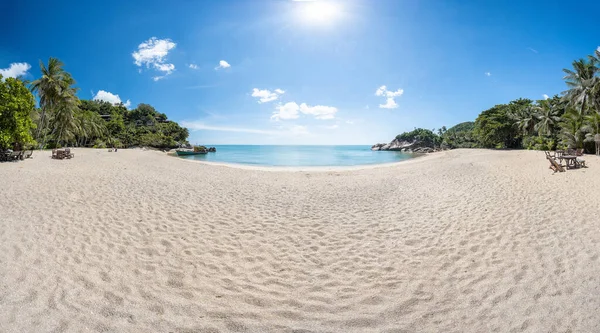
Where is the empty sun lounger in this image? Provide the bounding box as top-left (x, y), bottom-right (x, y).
top-left (547, 155), bottom-right (565, 173)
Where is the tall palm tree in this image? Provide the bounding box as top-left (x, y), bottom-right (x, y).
top-left (562, 58), bottom-right (598, 115)
top-left (510, 105), bottom-right (538, 135)
top-left (30, 58), bottom-right (79, 148)
top-left (534, 99), bottom-right (561, 136)
top-left (588, 49), bottom-right (600, 115)
top-left (559, 108), bottom-right (586, 149)
top-left (50, 87), bottom-right (79, 146)
top-left (76, 111), bottom-right (106, 146)
top-left (30, 58), bottom-right (76, 148)
top-left (583, 112), bottom-right (600, 155)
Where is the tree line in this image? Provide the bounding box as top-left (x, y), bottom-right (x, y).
top-left (0, 57), bottom-right (189, 151)
top-left (395, 47), bottom-right (600, 154)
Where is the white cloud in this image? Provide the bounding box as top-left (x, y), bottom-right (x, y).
top-left (272, 102), bottom-right (300, 120)
top-left (543, 94), bottom-right (549, 100)
top-left (271, 101), bottom-right (338, 120)
top-left (597, 46), bottom-right (600, 53)
top-left (215, 60), bottom-right (231, 70)
top-left (322, 124), bottom-right (339, 129)
top-left (252, 88), bottom-right (285, 103)
top-left (299, 103), bottom-right (338, 119)
top-left (0, 62), bottom-right (31, 79)
top-left (527, 47), bottom-right (538, 54)
top-left (93, 90), bottom-right (131, 108)
top-left (154, 63), bottom-right (175, 74)
top-left (375, 85), bottom-right (403, 97)
top-left (132, 37), bottom-right (176, 79)
top-left (345, 120), bottom-right (354, 124)
top-left (189, 64), bottom-right (198, 69)
top-left (379, 98), bottom-right (398, 109)
top-left (375, 85), bottom-right (403, 109)
top-left (153, 76), bottom-right (165, 82)
top-left (485, 72), bottom-right (491, 76)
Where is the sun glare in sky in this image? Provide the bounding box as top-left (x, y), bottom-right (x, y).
top-left (298, 1), bottom-right (341, 25)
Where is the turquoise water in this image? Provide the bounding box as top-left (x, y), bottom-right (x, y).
top-left (178, 145), bottom-right (415, 167)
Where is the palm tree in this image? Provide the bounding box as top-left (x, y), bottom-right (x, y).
top-left (583, 112), bottom-right (600, 155)
top-left (562, 58), bottom-right (598, 115)
top-left (559, 109), bottom-right (586, 149)
top-left (50, 88), bottom-right (79, 146)
top-left (534, 99), bottom-right (561, 136)
top-left (76, 111), bottom-right (106, 146)
top-left (510, 105), bottom-right (538, 135)
top-left (30, 58), bottom-right (76, 148)
top-left (588, 49), bottom-right (600, 115)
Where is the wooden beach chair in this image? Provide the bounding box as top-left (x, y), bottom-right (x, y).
top-left (547, 156), bottom-right (565, 173)
top-left (64, 148), bottom-right (74, 159)
top-left (21, 150), bottom-right (33, 160)
top-left (7, 151), bottom-right (22, 161)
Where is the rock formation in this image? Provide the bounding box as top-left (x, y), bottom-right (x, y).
top-left (372, 138), bottom-right (438, 153)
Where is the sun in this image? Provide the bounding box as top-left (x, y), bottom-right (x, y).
top-left (299, 1), bottom-right (341, 24)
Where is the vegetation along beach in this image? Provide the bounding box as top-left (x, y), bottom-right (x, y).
top-left (3, 0), bottom-right (600, 332)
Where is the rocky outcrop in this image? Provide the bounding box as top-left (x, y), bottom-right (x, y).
top-left (372, 138), bottom-right (439, 153)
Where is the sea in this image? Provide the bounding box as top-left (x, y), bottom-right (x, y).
top-left (177, 145), bottom-right (415, 167)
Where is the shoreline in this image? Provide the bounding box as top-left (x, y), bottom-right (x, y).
top-left (167, 150), bottom-right (437, 172)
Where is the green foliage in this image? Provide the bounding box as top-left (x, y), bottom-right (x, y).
top-left (395, 128), bottom-right (438, 147)
top-left (193, 145), bottom-right (207, 152)
top-left (26, 58), bottom-right (189, 150)
top-left (558, 109), bottom-right (586, 149)
top-left (442, 122), bottom-right (477, 148)
top-left (77, 100), bottom-right (188, 149)
top-left (92, 139), bottom-right (107, 149)
top-left (522, 135), bottom-right (556, 151)
top-left (473, 99), bottom-right (531, 148)
top-left (0, 76), bottom-right (37, 150)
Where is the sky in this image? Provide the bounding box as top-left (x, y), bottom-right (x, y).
top-left (2, 0), bottom-right (600, 145)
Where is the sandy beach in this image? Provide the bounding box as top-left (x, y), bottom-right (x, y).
top-left (1, 148), bottom-right (600, 332)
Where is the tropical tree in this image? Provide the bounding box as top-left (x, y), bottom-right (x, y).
top-left (30, 57), bottom-right (77, 147)
top-left (559, 108), bottom-right (586, 149)
top-left (583, 112), bottom-right (600, 155)
top-left (510, 104), bottom-right (538, 136)
top-left (562, 58), bottom-right (598, 115)
top-left (49, 83), bottom-right (79, 146)
top-left (534, 99), bottom-right (561, 136)
top-left (0, 76), bottom-right (36, 150)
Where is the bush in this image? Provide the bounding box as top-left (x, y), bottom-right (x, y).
top-left (522, 136), bottom-right (555, 151)
top-left (93, 139), bottom-right (107, 149)
top-left (395, 128), bottom-right (438, 147)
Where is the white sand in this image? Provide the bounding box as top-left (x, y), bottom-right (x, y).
top-left (1, 148), bottom-right (600, 332)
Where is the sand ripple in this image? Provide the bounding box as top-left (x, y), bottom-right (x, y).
top-left (1, 148), bottom-right (600, 332)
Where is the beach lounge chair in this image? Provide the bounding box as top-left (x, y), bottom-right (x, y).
top-left (547, 156), bottom-right (565, 173)
top-left (21, 150), bottom-right (33, 160)
top-left (6, 151), bottom-right (22, 161)
top-left (64, 148), bottom-right (74, 159)
top-left (575, 149), bottom-right (584, 156)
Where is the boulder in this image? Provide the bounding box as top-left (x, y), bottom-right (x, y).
top-left (373, 137), bottom-right (438, 153)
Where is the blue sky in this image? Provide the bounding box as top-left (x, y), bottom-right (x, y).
top-left (2, 0), bottom-right (600, 144)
